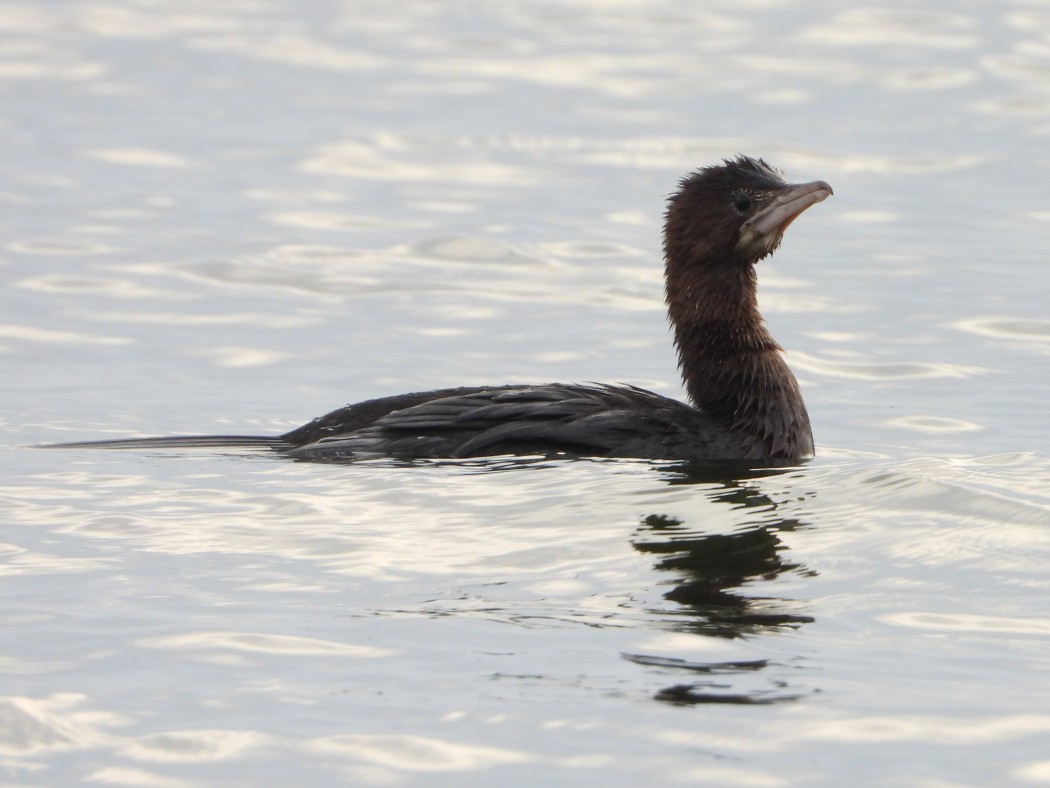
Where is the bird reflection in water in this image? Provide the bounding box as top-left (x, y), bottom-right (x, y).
top-left (627, 464), bottom-right (815, 705)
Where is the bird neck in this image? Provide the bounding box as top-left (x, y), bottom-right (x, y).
top-left (664, 261), bottom-right (812, 457)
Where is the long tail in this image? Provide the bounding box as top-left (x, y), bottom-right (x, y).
top-left (39, 435), bottom-right (292, 451)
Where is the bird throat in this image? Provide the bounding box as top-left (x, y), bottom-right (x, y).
top-left (665, 262), bottom-right (806, 447)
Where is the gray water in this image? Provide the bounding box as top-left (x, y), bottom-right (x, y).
top-left (3, 1), bottom-right (1050, 785)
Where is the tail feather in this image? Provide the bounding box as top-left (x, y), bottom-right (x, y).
top-left (39, 435), bottom-right (291, 451)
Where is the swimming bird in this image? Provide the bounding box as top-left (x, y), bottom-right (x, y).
top-left (48, 157), bottom-right (832, 463)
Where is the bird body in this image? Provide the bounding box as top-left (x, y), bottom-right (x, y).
top-left (46, 157), bottom-right (832, 464)
top-left (282, 384), bottom-right (744, 462)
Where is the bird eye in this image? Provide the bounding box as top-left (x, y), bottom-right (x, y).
top-left (733, 194), bottom-right (753, 212)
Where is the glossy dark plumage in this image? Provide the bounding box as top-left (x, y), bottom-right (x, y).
top-left (46, 157), bottom-right (832, 464)
top-left (283, 384), bottom-right (738, 461)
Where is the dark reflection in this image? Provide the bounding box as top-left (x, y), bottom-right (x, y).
top-left (623, 655), bottom-right (800, 705)
top-left (659, 459), bottom-right (809, 484)
top-left (630, 466), bottom-right (816, 705)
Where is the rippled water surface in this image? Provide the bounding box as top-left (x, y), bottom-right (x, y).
top-left (3, 1), bottom-right (1050, 785)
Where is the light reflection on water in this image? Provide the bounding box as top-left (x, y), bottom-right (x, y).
top-left (2, 451), bottom-right (1050, 783)
top-left (3, 0), bottom-right (1050, 785)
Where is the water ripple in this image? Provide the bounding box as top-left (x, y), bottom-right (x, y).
top-left (881, 611), bottom-right (1050, 636)
top-left (121, 729), bottom-right (271, 764)
top-left (139, 631), bottom-right (395, 658)
top-left (307, 733), bottom-right (533, 771)
top-left (880, 415), bottom-right (984, 434)
top-left (953, 316), bottom-right (1050, 350)
top-left (82, 148), bottom-right (193, 168)
top-left (0, 323), bottom-right (130, 346)
top-left (298, 138), bottom-right (531, 184)
top-left (0, 693), bottom-right (120, 756)
top-left (802, 9), bottom-right (978, 50)
top-left (189, 34), bottom-right (384, 71)
top-left (789, 352), bottom-right (987, 380)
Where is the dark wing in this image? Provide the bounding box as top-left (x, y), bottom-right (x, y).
top-left (286, 384), bottom-right (725, 461)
